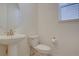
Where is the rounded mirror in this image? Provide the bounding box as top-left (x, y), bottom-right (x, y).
top-left (0, 3), bottom-right (22, 35)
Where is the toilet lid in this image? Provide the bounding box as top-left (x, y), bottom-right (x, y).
top-left (34, 44), bottom-right (51, 51)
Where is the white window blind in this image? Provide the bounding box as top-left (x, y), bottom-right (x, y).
top-left (59, 3), bottom-right (79, 21)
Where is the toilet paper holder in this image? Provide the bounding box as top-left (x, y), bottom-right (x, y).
top-left (51, 36), bottom-right (56, 43)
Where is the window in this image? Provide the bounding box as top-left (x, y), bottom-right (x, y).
top-left (59, 3), bottom-right (79, 21)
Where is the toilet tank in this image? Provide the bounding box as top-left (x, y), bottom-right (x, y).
top-left (28, 35), bottom-right (39, 47)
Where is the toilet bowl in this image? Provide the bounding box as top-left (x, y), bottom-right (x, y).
top-left (34, 44), bottom-right (51, 54)
top-left (28, 35), bottom-right (52, 56)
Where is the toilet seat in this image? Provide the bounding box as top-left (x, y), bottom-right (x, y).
top-left (34, 44), bottom-right (51, 53)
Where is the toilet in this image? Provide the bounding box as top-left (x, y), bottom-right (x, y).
top-left (28, 35), bottom-right (52, 56)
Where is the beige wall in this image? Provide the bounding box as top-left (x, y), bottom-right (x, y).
top-left (17, 3), bottom-right (38, 34)
top-left (16, 3), bottom-right (38, 56)
top-left (38, 3), bottom-right (79, 56)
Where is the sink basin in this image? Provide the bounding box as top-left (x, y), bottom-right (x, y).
top-left (0, 34), bottom-right (26, 45)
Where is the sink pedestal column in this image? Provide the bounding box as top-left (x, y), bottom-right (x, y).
top-left (8, 44), bottom-right (18, 56)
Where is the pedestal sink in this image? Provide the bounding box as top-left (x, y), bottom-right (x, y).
top-left (0, 34), bottom-right (26, 56)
